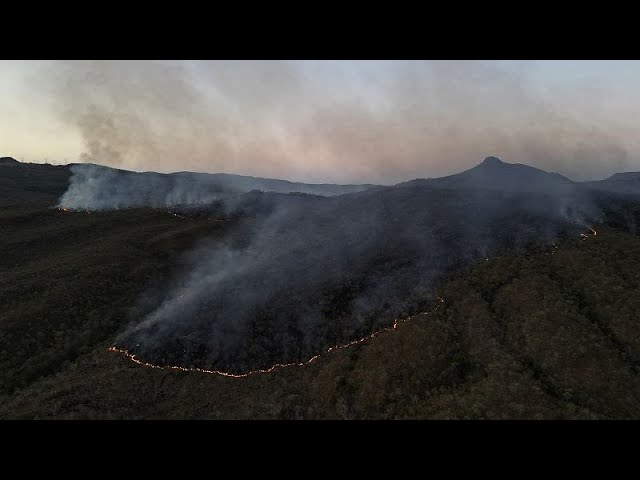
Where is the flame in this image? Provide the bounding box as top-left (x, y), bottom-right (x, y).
top-left (168, 211), bottom-right (189, 220)
top-left (108, 297), bottom-right (445, 378)
top-left (57, 207), bottom-right (91, 214)
top-left (580, 226), bottom-right (597, 241)
top-left (107, 226), bottom-right (600, 378)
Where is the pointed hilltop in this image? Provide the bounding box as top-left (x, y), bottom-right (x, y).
top-left (401, 156), bottom-right (575, 194)
top-left (446, 156), bottom-right (573, 191)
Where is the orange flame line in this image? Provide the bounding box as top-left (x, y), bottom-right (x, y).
top-left (108, 297), bottom-right (445, 379)
top-left (107, 226), bottom-right (598, 378)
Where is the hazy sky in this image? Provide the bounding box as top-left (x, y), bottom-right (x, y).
top-left (1, 60), bottom-right (639, 184)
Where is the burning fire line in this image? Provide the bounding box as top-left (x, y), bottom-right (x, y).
top-left (108, 297), bottom-right (445, 379)
top-left (107, 225), bottom-right (599, 378)
top-left (57, 207), bottom-right (91, 214)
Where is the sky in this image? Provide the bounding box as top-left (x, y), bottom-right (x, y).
top-left (1, 60), bottom-right (639, 184)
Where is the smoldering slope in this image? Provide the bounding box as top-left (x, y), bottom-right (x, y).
top-left (113, 180), bottom-right (608, 373)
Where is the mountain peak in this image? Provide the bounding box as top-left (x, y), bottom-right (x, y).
top-left (481, 156), bottom-right (504, 166)
top-left (418, 155), bottom-right (575, 194)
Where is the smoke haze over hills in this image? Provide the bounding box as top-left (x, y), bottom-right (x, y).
top-left (4, 60), bottom-right (640, 183)
top-left (96, 157), bottom-right (639, 373)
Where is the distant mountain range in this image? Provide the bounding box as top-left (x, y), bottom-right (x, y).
top-left (2, 155), bottom-right (640, 211)
top-left (57, 156), bottom-right (640, 211)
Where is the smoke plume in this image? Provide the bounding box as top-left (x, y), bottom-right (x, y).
top-left (37, 60), bottom-right (639, 184)
top-left (39, 60), bottom-right (640, 373)
top-left (113, 162), bottom-right (617, 373)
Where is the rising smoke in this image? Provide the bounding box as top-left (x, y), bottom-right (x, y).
top-left (36, 60), bottom-right (638, 184)
top-left (41, 60), bottom-right (640, 373)
top-left (112, 165), bottom-right (614, 373)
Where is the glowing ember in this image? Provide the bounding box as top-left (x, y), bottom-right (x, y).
top-left (168, 211), bottom-right (189, 220)
top-left (109, 297), bottom-right (445, 378)
top-left (580, 226), bottom-right (597, 241)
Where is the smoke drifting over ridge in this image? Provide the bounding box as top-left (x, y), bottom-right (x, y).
top-left (37, 60), bottom-right (639, 183)
top-left (34, 60), bottom-right (640, 373)
top-left (110, 157), bottom-right (629, 373)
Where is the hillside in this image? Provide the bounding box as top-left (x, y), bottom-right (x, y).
top-left (1, 226), bottom-right (639, 419)
top-left (402, 156), bottom-right (575, 194)
top-left (1, 157), bottom-right (640, 418)
top-left (0, 159), bottom-right (70, 207)
top-left (111, 158), bottom-right (640, 375)
top-left (584, 172), bottom-right (640, 195)
top-left (0, 207), bottom-right (231, 394)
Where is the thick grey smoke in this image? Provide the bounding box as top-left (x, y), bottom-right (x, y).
top-left (37, 60), bottom-right (638, 184)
